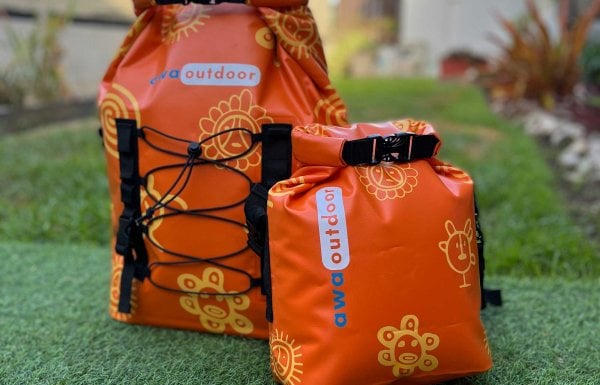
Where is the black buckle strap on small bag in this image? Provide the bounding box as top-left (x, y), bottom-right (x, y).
top-left (245, 123), bottom-right (292, 322)
top-left (474, 197), bottom-right (502, 309)
top-left (115, 118), bottom-right (149, 314)
top-left (342, 132), bottom-right (440, 166)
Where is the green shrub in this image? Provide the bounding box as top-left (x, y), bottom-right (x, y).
top-left (0, 10), bottom-right (70, 107)
top-left (581, 41), bottom-right (600, 87)
top-left (483, 0), bottom-right (600, 109)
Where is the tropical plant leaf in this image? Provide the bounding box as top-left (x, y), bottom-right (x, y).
top-left (485, 0), bottom-right (600, 109)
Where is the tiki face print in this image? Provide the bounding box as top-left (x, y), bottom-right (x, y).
top-left (439, 219), bottom-right (477, 288)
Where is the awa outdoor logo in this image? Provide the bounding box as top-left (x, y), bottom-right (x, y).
top-left (316, 187), bottom-right (350, 328)
top-left (149, 63), bottom-right (261, 87)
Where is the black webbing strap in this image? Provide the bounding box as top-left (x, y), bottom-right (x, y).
top-left (257, 124), bottom-right (293, 189)
top-left (245, 123), bottom-right (292, 322)
top-left (342, 133), bottom-right (439, 166)
top-left (115, 118), bottom-right (149, 313)
top-left (245, 183), bottom-right (272, 319)
top-left (475, 197), bottom-right (502, 309)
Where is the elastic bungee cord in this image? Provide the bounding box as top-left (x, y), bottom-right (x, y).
top-left (135, 125), bottom-right (260, 296)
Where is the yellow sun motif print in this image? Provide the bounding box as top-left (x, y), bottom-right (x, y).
top-left (255, 26), bottom-right (275, 50)
top-left (199, 89), bottom-right (273, 171)
top-left (262, 7), bottom-right (326, 68)
top-left (161, 5), bottom-right (210, 44)
top-left (432, 160), bottom-right (471, 180)
top-left (377, 315), bottom-right (440, 378)
top-left (140, 174), bottom-right (189, 248)
top-left (99, 83), bottom-right (141, 159)
top-left (356, 164), bottom-right (419, 201)
top-left (314, 87), bottom-right (348, 126)
top-left (178, 268), bottom-right (254, 334)
top-left (269, 177), bottom-right (307, 197)
top-left (109, 254), bottom-right (137, 321)
top-left (270, 329), bottom-right (303, 385)
top-left (391, 119), bottom-right (429, 134)
top-left (438, 219), bottom-right (477, 288)
top-left (296, 123), bottom-right (328, 137)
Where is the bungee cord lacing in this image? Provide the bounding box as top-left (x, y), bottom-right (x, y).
top-left (134, 124), bottom-right (261, 296)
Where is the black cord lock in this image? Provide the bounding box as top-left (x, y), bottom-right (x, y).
top-left (187, 142), bottom-right (202, 158)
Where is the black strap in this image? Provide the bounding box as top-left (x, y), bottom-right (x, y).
top-left (245, 122), bottom-right (292, 257)
top-left (342, 133), bottom-right (439, 166)
top-left (256, 123), bottom-right (293, 190)
top-left (245, 184), bottom-right (269, 259)
top-left (244, 123), bottom-right (292, 322)
top-left (115, 118), bottom-right (149, 314)
top-left (475, 196), bottom-right (502, 309)
top-left (483, 288), bottom-right (503, 307)
top-left (245, 183), bottom-right (273, 321)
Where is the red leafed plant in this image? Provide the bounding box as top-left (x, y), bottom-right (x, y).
top-left (484, 0), bottom-right (600, 110)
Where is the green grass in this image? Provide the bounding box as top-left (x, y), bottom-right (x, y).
top-left (0, 241), bottom-right (597, 385)
top-left (0, 78), bottom-right (599, 384)
top-left (2, 78), bottom-right (596, 277)
top-left (339, 78), bottom-right (599, 277)
top-left (0, 118), bottom-right (109, 245)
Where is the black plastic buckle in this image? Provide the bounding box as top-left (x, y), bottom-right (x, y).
top-left (378, 132), bottom-right (415, 163)
top-left (350, 135), bottom-right (382, 165)
top-left (115, 216), bottom-right (134, 256)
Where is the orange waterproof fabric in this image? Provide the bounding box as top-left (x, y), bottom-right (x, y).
top-left (267, 120), bottom-right (492, 384)
top-left (98, 1), bottom-right (346, 338)
top-left (133, 1), bottom-right (309, 16)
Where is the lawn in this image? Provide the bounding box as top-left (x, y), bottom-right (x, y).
top-left (0, 78), bottom-right (598, 384)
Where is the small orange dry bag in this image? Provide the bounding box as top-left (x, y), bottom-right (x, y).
top-left (261, 120), bottom-right (493, 384)
top-left (98, 0), bottom-right (347, 338)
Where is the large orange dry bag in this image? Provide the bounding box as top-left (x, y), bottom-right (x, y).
top-left (98, 0), bottom-right (347, 338)
top-left (258, 120), bottom-right (493, 384)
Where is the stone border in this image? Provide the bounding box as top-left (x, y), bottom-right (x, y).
top-left (0, 98), bottom-right (97, 133)
top-left (520, 109), bottom-right (600, 184)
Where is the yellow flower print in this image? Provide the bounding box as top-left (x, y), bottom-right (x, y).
top-left (356, 163), bottom-right (419, 201)
top-left (378, 315), bottom-right (440, 378)
top-left (199, 89), bottom-right (273, 171)
top-left (178, 268), bottom-right (254, 335)
top-left (161, 5), bottom-right (210, 44)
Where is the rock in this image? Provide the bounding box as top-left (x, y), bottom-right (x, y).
top-left (522, 110), bottom-right (560, 137)
top-left (558, 138), bottom-right (586, 169)
top-left (549, 121), bottom-right (585, 147)
top-left (587, 135), bottom-right (600, 182)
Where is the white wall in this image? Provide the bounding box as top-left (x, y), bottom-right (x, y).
top-left (400, 0), bottom-right (557, 75)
